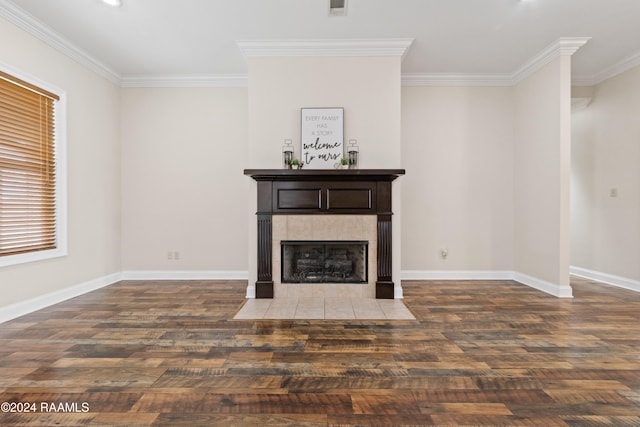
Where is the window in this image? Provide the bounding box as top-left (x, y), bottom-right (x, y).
top-left (0, 68), bottom-right (66, 267)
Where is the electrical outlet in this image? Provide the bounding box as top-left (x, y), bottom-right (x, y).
top-left (174, 251), bottom-right (180, 260)
top-left (610, 188), bottom-right (618, 198)
top-left (441, 248), bottom-right (448, 259)
top-left (167, 251), bottom-right (173, 260)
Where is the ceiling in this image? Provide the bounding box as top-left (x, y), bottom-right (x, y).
top-left (3, 0), bottom-right (640, 85)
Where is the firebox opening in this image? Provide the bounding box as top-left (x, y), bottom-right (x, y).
top-left (281, 240), bottom-right (368, 283)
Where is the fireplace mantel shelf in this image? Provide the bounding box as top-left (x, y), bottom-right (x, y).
top-left (245, 168), bottom-right (404, 299)
top-left (244, 169), bottom-right (405, 181)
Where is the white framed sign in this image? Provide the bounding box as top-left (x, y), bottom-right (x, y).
top-left (300, 108), bottom-right (344, 169)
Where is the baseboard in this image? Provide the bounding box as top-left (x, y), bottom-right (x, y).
top-left (246, 283), bottom-right (256, 299)
top-left (401, 270), bottom-right (514, 280)
top-left (394, 284), bottom-right (404, 299)
top-left (0, 268), bottom-right (584, 324)
top-left (0, 272), bottom-right (122, 324)
top-left (0, 270), bottom-right (250, 324)
top-left (120, 270), bottom-right (249, 280)
top-left (570, 266), bottom-right (640, 293)
top-left (512, 271), bottom-right (573, 298)
top-left (401, 270), bottom-right (573, 298)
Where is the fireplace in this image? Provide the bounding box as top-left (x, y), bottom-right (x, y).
top-left (244, 169), bottom-right (405, 299)
top-left (282, 240), bottom-right (368, 283)
top-left (273, 215), bottom-right (377, 298)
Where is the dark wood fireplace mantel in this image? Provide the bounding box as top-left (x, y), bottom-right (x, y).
top-left (244, 169), bottom-right (406, 181)
top-left (244, 169), bottom-right (405, 299)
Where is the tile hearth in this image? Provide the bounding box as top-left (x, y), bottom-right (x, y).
top-left (234, 297), bottom-right (415, 320)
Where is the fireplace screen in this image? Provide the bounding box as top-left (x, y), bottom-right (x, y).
top-left (281, 241), bottom-right (368, 283)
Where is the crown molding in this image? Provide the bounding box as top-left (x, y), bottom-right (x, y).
top-left (120, 74), bottom-right (248, 88)
top-left (2, 3), bottom-right (628, 90)
top-left (511, 37), bottom-right (590, 84)
top-left (0, 0), bottom-right (121, 85)
top-left (403, 37), bottom-right (591, 87)
top-left (596, 50), bottom-right (640, 82)
top-left (402, 73), bottom-right (514, 87)
top-left (571, 75), bottom-right (597, 87)
top-left (237, 38), bottom-right (414, 60)
top-left (574, 49), bottom-right (640, 86)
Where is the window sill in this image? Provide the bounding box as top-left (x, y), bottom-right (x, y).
top-left (0, 247), bottom-right (67, 268)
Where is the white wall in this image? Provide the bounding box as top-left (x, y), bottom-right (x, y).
top-left (400, 56), bottom-right (575, 297)
top-left (246, 56), bottom-right (401, 169)
top-left (571, 65), bottom-right (640, 283)
top-left (514, 56), bottom-right (572, 296)
top-left (571, 95), bottom-right (596, 269)
top-left (120, 87), bottom-right (249, 272)
top-left (0, 16), bottom-right (121, 309)
top-left (401, 86), bottom-right (515, 272)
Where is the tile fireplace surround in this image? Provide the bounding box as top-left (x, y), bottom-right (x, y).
top-left (273, 215), bottom-right (377, 298)
top-left (244, 169), bottom-right (405, 299)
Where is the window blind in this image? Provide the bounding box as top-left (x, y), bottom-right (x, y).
top-left (0, 70), bottom-right (59, 257)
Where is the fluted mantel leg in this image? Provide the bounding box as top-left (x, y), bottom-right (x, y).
top-left (376, 213), bottom-right (394, 299)
top-left (256, 214), bottom-right (273, 298)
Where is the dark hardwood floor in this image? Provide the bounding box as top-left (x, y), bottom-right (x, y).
top-left (1, 277), bottom-right (639, 426)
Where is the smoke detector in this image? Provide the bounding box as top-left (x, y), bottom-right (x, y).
top-left (329, 0), bottom-right (347, 16)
